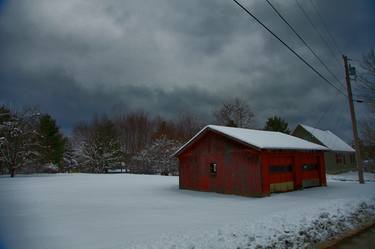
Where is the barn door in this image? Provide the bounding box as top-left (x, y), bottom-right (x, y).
top-left (301, 157), bottom-right (321, 188)
top-left (268, 156), bottom-right (294, 193)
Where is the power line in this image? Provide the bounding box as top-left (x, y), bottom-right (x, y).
top-left (354, 95), bottom-right (375, 100)
top-left (295, 0), bottom-right (347, 88)
top-left (264, 0), bottom-right (346, 93)
top-left (294, 0), bottom-right (340, 60)
top-left (309, 0), bottom-right (342, 56)
top-left (231, 0), bottom-right (347, 96)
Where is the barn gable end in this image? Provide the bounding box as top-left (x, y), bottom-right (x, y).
top-left (179, 130), bottom-right (263, 196)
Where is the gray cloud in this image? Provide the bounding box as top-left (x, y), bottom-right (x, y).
top-left (0, 0), bottom-right (374, 141)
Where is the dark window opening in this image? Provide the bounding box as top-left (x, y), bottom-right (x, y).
top-left (210, 163), bottom-right (217, 175)
top-left (302, 164), bottom-right (318, 171)
top-left (350, 154), bottom-right (355, 164)
top-left (269, 165), bottom-right (292, 174)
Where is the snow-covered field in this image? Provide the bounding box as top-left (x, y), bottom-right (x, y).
top-left (0, 172), bottom-right (374, 249)
top-left (327, 171), bottom-right (375, 182)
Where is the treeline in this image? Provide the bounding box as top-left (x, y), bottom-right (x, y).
top-left (0, 97), bottom-right (295, 177)
top-left (0, 105), bottom-right (203, 177)
top-left (69, 112), bottom-right (203, 175)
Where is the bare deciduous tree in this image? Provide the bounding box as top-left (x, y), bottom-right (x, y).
top-left (152, 116), bottom-right (176, 141)
top-left (358, 49), bottom-right (375, 170)
top-left (114, 111), bottom-right (153, 159)
top-left (358, 49), bottom-right (375, 112)
top-left (213, 98), bottom-right (255, 128)
top-left (359, 49), bottom-right (375, 93)
top-left (174, 113), bottom-right (204, 142)
top-left (361, 121), bottom-right (375, 171)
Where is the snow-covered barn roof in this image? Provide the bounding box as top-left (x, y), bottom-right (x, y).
top-left (174, 125), bottom-right (328, 156)
top-left (297, 124), bottom-right (355, 153)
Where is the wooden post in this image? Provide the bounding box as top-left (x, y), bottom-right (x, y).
top-left (343, 55), bottom-right (365, 184)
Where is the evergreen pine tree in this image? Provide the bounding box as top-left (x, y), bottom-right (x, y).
top-left (264, 116), bottom-right (290, 134)
top-left (38, 114), bottom-right (65, 170)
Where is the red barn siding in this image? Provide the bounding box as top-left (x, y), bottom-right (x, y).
top-left (179, 131), bottom-right (263, 196)
top-left (178, 130), bottom-right (326, 197)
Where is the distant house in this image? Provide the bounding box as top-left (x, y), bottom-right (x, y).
top-left (292, 124), bottom-right (356, 174)
top-left (174, 125), bottom-right (327, 197)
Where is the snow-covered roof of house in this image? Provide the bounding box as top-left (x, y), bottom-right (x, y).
top-left (298, 124), bottom-right (355, 152)
top-left (174, 125), bottom-right (328, 156)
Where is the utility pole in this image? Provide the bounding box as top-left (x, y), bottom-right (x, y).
top-left (343, 55), bottom-right (365, 184)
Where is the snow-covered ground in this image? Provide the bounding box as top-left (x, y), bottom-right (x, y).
top-left (327, 171), bottom-right (375, 182)
top-left (0, 173), bottom-right (374, 249)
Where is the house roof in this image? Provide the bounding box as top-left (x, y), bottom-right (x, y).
top-left (174, 125), bottom-right (328, 156)
top-left (297, 124), bottom-right (355, 152)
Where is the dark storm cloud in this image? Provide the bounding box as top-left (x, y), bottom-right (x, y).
top-left (0, 0), bottom-right (374, 140)
top-left (0, 66), bottom-right (221, 133)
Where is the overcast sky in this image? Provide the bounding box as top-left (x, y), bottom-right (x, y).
top-left (0, 0), bottom-right (374, 141)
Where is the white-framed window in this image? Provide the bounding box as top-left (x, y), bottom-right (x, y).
top-left (210, 162), bottom-right (217, 175)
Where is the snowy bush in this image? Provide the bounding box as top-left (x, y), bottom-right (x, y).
top-left (72, 117), bottom-right (123, 173)
top-left (41, 163), bottom-right (59, 173)
top-left (131, 136), bottom-right (182, 175)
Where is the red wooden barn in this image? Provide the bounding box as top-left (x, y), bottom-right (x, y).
top-left (174, 125), bottom-right (328, 197)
